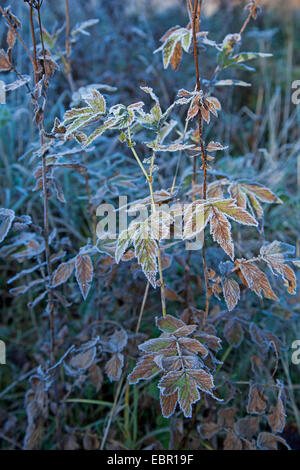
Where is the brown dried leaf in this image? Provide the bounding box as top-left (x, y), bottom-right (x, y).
top-left (75, 254), bottom-right (93, 300)
top-left (247, 384), bottom-right (268, 415)
top-left (234, 416), bottom-right (259, 440)
top-left (257, 432), bottom-right (290, 450)
top-left (51, 259), bottom-right (75, 287)
top-left (223, 431), bottom-right (242, 450)
top-left (199, 422), bottom-right (221, 440)
top-left (217, 407), bottom-right (237, 428)
top-left (165, 287), bottom-right (184, 303)
top-left (160, 391), bottom-right (178, 418)
top-left (7, 28), bottom-right (16, 49)
top-left (128, 354), bottom-right (161, 384)
top-left (222, 278), bottom-right (240, 311)
top-left (238, 260), bottom-right (278, 301)
top-left (69, 347), bottom-right (97, 371)
top-left (0, 49), bottom-right (11, 72)
top-left (210, 208), bottom-right (234, 260)
top-left (267, 388), bottom-right (286, 433)
top-left (170, 41), bottom-right (182, 70)
top-left (105, 352), bottom-right (124, 382)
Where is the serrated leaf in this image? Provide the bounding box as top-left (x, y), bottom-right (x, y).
top-left (213, 199), bottom-right (258, 226)
top-left (156, 315), bottom-right (185, 334)
top-left (75, 254), bottom-right (93, 300)
top-left (138, 337), bottom-right (177, 354)
top-left (128, 354), bottom-right (161, 384)
top-left (83, 117), bottom-right (116, 147)
top-left (51, 259), bottom-right (75, 287)
top-left (206, 141), bottom-right (228, 152)
top-left (159, 369), bottom-right (215, 418)
top-left (237, 260), bottom-right (278, 301)
top-left (222, 277), bottom-right (240, 311)
top-left (183, 203), bottom-right (211, 239)
top-left (178, 337), bottom-right (208, 357)
top-left (115, 229), bottom-right (132, 264)
top-left (260, 241), bottom-right (296, 295)
top-left (133, 222), bottom-right (158, 288)
top-left (210, 207), bottom-right (234, 259)
top-left (160, 392), bottom-right (178, 418)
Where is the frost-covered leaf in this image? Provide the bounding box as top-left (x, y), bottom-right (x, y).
top-left (5, 75), bottom-right (31, 91)
top-left (247, 383), bottom-right (268, 415)
top-left (83, 117), bottom-right (116, 147)
top-left (128, 354), bottom-right (161, 384)
top-left (210, 207), bottom-right (234, 260)
top-left (146, 142), bottom-right (194, 152)
top-left (0, 208), bottom-right (15, 243)
top-left (146, 210), bottom-right (173, 240)
top-left (215, 79), bottom-right (251, 87)
top-left (178, 337), bottom-right (208, 357)
top-left (222, 278), bottom-right (240, 311)
top-left (206, 141), bottom-right (228, 152)
top-left (0, 49), bottom-right (11, 72)
top-left (260, 241), bottom-right (296, 295)
top-left (105, 353), bottom-right (124, 382)
top-left (160, 392), bottom-right (178, 418)
top-left (267, 385), bottom-right (286, 433)
top-left (183, 202), bottom-right (211, 239)
top-left (257, 432), bottom-right (290, 450)
top-left (154, 26), bottom-right (192, 70)
top-left (133, 221), bottom-right (158, 288)
top-left (75, 254), bottom-right (93, 300)
top-left (213, 199), bottom-right (258, 226)
top-left (71, 19), bottom-right (99, 39)
top-left (199, 422), bottom-right (222, 440)
top-left (67, 343), bottom-right (97, 373)
top-left (105, 329), bottom-right (128, 353)
top-left (51, 259), bottom-right (75, 287)
top-left (237, 260), bottom-right (278, 301)
top-left (138, 337), bottom-right (177, 355)
top-left (234, 416), bottom-right (259, 440)
top-left (229, 182), bottom-right (282, 231)
top-left (159, 369), bottom-right (215, 418)
top-left (156, 315), bottom-right (185, 334)
top-left (115, 229), bottom-right (133, 264)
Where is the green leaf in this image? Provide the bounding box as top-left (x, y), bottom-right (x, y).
top-left (159, 369), bottom-right (215, 418)
top-left (156, 315), bottom-right (185, 334)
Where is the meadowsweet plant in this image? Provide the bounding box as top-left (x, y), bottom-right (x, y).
top-left (0, 0), bottom-right (299, 451)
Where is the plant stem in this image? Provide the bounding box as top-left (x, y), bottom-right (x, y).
top-left (127, 127), bottom-right (167, 317)
top-left (191, 0), bottom-right (210, 324)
